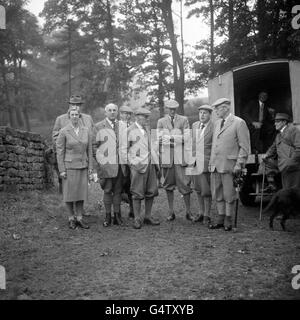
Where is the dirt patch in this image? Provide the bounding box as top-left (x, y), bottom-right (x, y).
top-left (0, 183), bottom-right (300, 300)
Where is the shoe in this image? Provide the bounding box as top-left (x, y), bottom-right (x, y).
top-left (167, 213), bottom-right (175, 221)
top-left (192, 215), bottom-right (204, 223)
top-left (76, 220), bottom-right (90, 229)
top-left (133, 219), bottom-right (142, 229)
top-left (224, 225), bottom-right (232, 231)
top-left (144, 218), bottom-right (160, 226)
top-left (186, 212), bottom-right (193, 221)
top-left (208, 223), bottom-right (224, 229)
top-left (203, 216), bottom-right (211, 225)
top-left (103, 212), bottom-right (111, 227)
top-left (68, 219), bottom-right (77, 230)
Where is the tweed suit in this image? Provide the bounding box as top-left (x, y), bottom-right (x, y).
top-left (127, 122), bottom-right (159, 200)
top-left (209, 114), bottom-right (250, 217)
top-left (157, 114), bottom-right (192, 195)
top-left (265, 123), bottom-right (300, 188)
top-left (187, 120), bottom-right (214, 196)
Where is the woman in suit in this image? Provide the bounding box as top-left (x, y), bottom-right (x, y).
top-left (56, 106), bottom-right (93, 229)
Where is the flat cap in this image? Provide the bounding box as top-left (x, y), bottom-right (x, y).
top-left (164, 99), bottom-right (179, 109)
top-left (198, 104), bottom-right (213, 112)
top-left (69, 94), bottom-right (84, 104)
top-left (119, 105), bottom-right (133, 113)
top-left (275, 113), bottom-right (291, 122)
top-left (211, 98), bottom-right (231, 108)
top-left (134, 107), bottom-right (151, 116)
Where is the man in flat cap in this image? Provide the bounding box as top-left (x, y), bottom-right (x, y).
top-left (242, 91), bottom-right (276, 153)
top-left (157, 99), bottom-right (193, 222)
top-left (262, 113), bottom-right (300, 190)
top-left (94, 103), bottom-right (126, 227)
top-left (126, 107), bottom-right (160, 229)
top-left (209, 98), bottom-right (250, 231)
top-left (52, 94), bottom-right (95, 196)
top-left (187, 104), bottom-right (214, 226)
top-left (118, 105), bottom-right (134, 218)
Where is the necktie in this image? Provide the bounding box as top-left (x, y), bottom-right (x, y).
top-left (200, 123), bottom-right (205, 136)
top-left (171, 116), bottom-right (174, 128)
top-left (259, 103), bottom-right (264, 122)
top-left (220, 119), bottom-right (225, 130)
top-left (111, 119), bottom-right (116, 131)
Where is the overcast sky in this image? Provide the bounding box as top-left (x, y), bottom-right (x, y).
top-left (25, 0), bottom-right (210, 46)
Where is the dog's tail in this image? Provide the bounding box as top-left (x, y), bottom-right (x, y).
top-left (263, 192), bottom-right (278, 213)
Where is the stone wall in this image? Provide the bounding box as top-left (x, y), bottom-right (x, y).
top-left (0, 126), bottom-right (53, 192)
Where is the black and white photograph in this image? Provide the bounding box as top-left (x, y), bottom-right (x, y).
top-left (0, 0), bottom-right (300, 304)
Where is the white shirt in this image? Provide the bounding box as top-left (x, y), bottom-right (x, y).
top-left (106, 117), bottom-right (117, 129)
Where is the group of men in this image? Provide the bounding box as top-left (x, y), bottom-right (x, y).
top-left (52, 92), bottom-right (300, 232)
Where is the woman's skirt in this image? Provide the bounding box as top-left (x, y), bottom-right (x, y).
top-left (63, 168), bottom-right (88, 203)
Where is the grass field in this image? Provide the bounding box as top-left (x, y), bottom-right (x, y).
top-left (0, 181), bottom-right (300, 300)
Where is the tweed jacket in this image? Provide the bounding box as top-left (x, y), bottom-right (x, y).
top-left (52, 113), bottom-right (95, 145)
top-left (127, 122), bottom-right (159, 174)
top-left (265, 123), bottom-right (300, 172)
top-left (56, 123), bottom-right (93, 173)
top-left (94, 118), bottom-right (127, 179)
top-left (157, 114), bottom-right (190, 168)
top-left (209, 114), bottom-right (250, 173)
top-left (187, 120), bottom-right (214, 175)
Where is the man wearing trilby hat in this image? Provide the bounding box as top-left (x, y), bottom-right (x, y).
top-left (209, 98), bottom-right (250, 231)
top-left (262, 113), bottom-right (300, 190)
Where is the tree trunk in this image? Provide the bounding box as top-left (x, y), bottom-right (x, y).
top-left (228, 0), bottom-right (234, 67)
top-left (105, 0), bottom-right (120, 104)
top-left (0, 64), bottom-right (17, 128)
top-left (160, 0), bottom-right (184, 115)
top-left (23, 107), bottom-right (31, 132)
top-left (209, 0), bottom-right (215, 77)
top-left (256, 0), bottom-right (268, 60)
top-left (153, 10), bottom-right (165, 118)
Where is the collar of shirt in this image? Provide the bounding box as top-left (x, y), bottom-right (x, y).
top-left (169, 114), bottom-right (176, 121)
top-left (221, 113), bottom-right (231, 124)
top-left (135, 121), bottom-right (146, 135)
top-left (259, 100), bottom-right (264, 107)
top-left (280, 125), bottom-right (287, 133)
top-left (106, 118), bottom-right (116, 128)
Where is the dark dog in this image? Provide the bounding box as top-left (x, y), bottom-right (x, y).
top-left (263, 187), bottom-right (300, 231)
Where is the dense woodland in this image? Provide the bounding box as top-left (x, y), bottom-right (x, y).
top-left (0, 0), bottom-right (299, 130)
